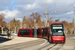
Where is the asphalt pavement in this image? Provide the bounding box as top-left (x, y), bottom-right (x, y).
top-left (0, 35), bottom-right (75, 50)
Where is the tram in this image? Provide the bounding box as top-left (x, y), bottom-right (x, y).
top-left (48, 23), bottom-right (65, 43)
top-left (18, 23), bottom-right (65, 43)
top-left (18, 27), bottom-right (49, 38)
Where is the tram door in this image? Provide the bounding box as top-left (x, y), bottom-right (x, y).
top-left (42, 29), bottom-right (47, 38)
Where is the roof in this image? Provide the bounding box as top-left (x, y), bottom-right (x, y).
top-left (51, 23), bottom-right (63, 25)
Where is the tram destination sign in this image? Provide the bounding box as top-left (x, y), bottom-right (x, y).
top-left (52, 25), bottom-right (62, 27)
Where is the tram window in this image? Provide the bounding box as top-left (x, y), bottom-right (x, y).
top-left (42, 29), bottom-right (47, 36)
top-left (20, 30), bottom-right (30, 35)
top-left (37, 29), bottom-right (40, 35)
top-left (32, 30), bottom-right (34, 35)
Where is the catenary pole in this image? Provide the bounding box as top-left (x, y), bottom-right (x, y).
top-left (45, 0), bottom-right (48, 27)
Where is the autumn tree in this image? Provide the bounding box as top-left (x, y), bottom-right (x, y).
top-left (30, 12), bottom-right (41, 28)
top-left (61, 20), bottom-right (69, 33)
top-left (36, 15), bottom-right (45, 27)
top-left (0, 14), bottom-right (6, 34)
top-left (10, 18), bottom-right (20, 33)
top-left (68, 22), bottom-right (74, 33)
top-left (26, 17), bottom-right (34, 28)
top-left (22, 16), bottom-right (27, 28)
top-left (48, 17), bottom-right (55, 26)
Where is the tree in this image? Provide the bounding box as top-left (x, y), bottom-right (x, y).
top-left (30, 12), bottom-right (41, 19)
top-left (68, 23), bottom-right (74, 33)
top-left (26, 17), bottom-right (34, 28)
top-left (0, 14), bottom-right (6, 34)
top-left (55, 19), bottom-right (60, 23)
top-left (22, 16), bottom-right (26, 28)
top-left (10, 18), bottom-right (20, 33)
top-left (36, 15), bottom-right (44, 27)
top-left (30, 12), bottom-right (41, 28)
top-left (48, 17), bottom-right (55, 26)
top-left (61, 20), bottom-right (69, 33)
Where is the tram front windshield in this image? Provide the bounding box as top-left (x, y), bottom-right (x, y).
top-left (51, 24), bottom-right (65, 36)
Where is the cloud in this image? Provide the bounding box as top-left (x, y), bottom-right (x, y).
top-left (15, 18), bottom-right (22, 22)
top-left (0, 0), bottom-right (75, 23)
top-left (47, 0), bottom-right (54, 4)
top-left (0, 10), bottom-right (19, 19)
top-left (25, 3), bottom-right (40, 11)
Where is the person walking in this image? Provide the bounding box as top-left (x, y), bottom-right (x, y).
top-left (7, 31), bottom-right (11, 39)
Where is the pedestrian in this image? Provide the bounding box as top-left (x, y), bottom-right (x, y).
top-left (9, 31), bottom-right (11, 38)
top-left (7, 31), bottom-right (11, 39)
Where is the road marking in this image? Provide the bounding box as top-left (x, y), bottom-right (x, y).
top-left (39, 39), bottom-right (47, 46)
top-left (28, 39), bottom-right (47, 50)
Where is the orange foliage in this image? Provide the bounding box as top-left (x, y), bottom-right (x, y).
top-left (0, 14), bottom-right (6, 27)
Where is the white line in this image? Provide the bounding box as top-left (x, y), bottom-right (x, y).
top-left (39, 39), bottom-right (47, 46)
top-left (28, 39), bottom-right (47, 50)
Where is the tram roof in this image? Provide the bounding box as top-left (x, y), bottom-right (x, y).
top-left (19, 27), bottom-right (50, 30)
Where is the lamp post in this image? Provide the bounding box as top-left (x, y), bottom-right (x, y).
top-left (45, 0), bottom-right (47, 27)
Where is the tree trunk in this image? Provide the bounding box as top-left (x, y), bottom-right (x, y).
top-left (15, 27), bottom-right (16, 33)
top-left (1, 27), bottom-right (3, 34)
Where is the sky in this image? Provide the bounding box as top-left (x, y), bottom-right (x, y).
top-left (0, 0), bottom-right (75, 22)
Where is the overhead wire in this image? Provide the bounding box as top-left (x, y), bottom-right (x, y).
top-left (48, 0), bottom-right (56, 13)
top-left (48, 0), bottom-right (74, 13)
top-left (47, 0), bottom-right (75, 18)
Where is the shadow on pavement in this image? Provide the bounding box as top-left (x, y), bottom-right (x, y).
top-left (0, 37), bottom-right (12, 43)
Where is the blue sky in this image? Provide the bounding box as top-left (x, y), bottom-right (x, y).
top-left (0, 0), bottom-right (75, 22)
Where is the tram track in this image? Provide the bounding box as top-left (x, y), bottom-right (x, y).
top-left (27, 39), bottom-right (64, 50)
top-left (47, 44), bottom-right (57, 50)
top-left (37, 43), bottom-right (64, 50)
top-left (37, 43), bottom-right (57, 50)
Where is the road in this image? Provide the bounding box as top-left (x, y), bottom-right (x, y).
top-left (0, 35), bottom-right (75, 50)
